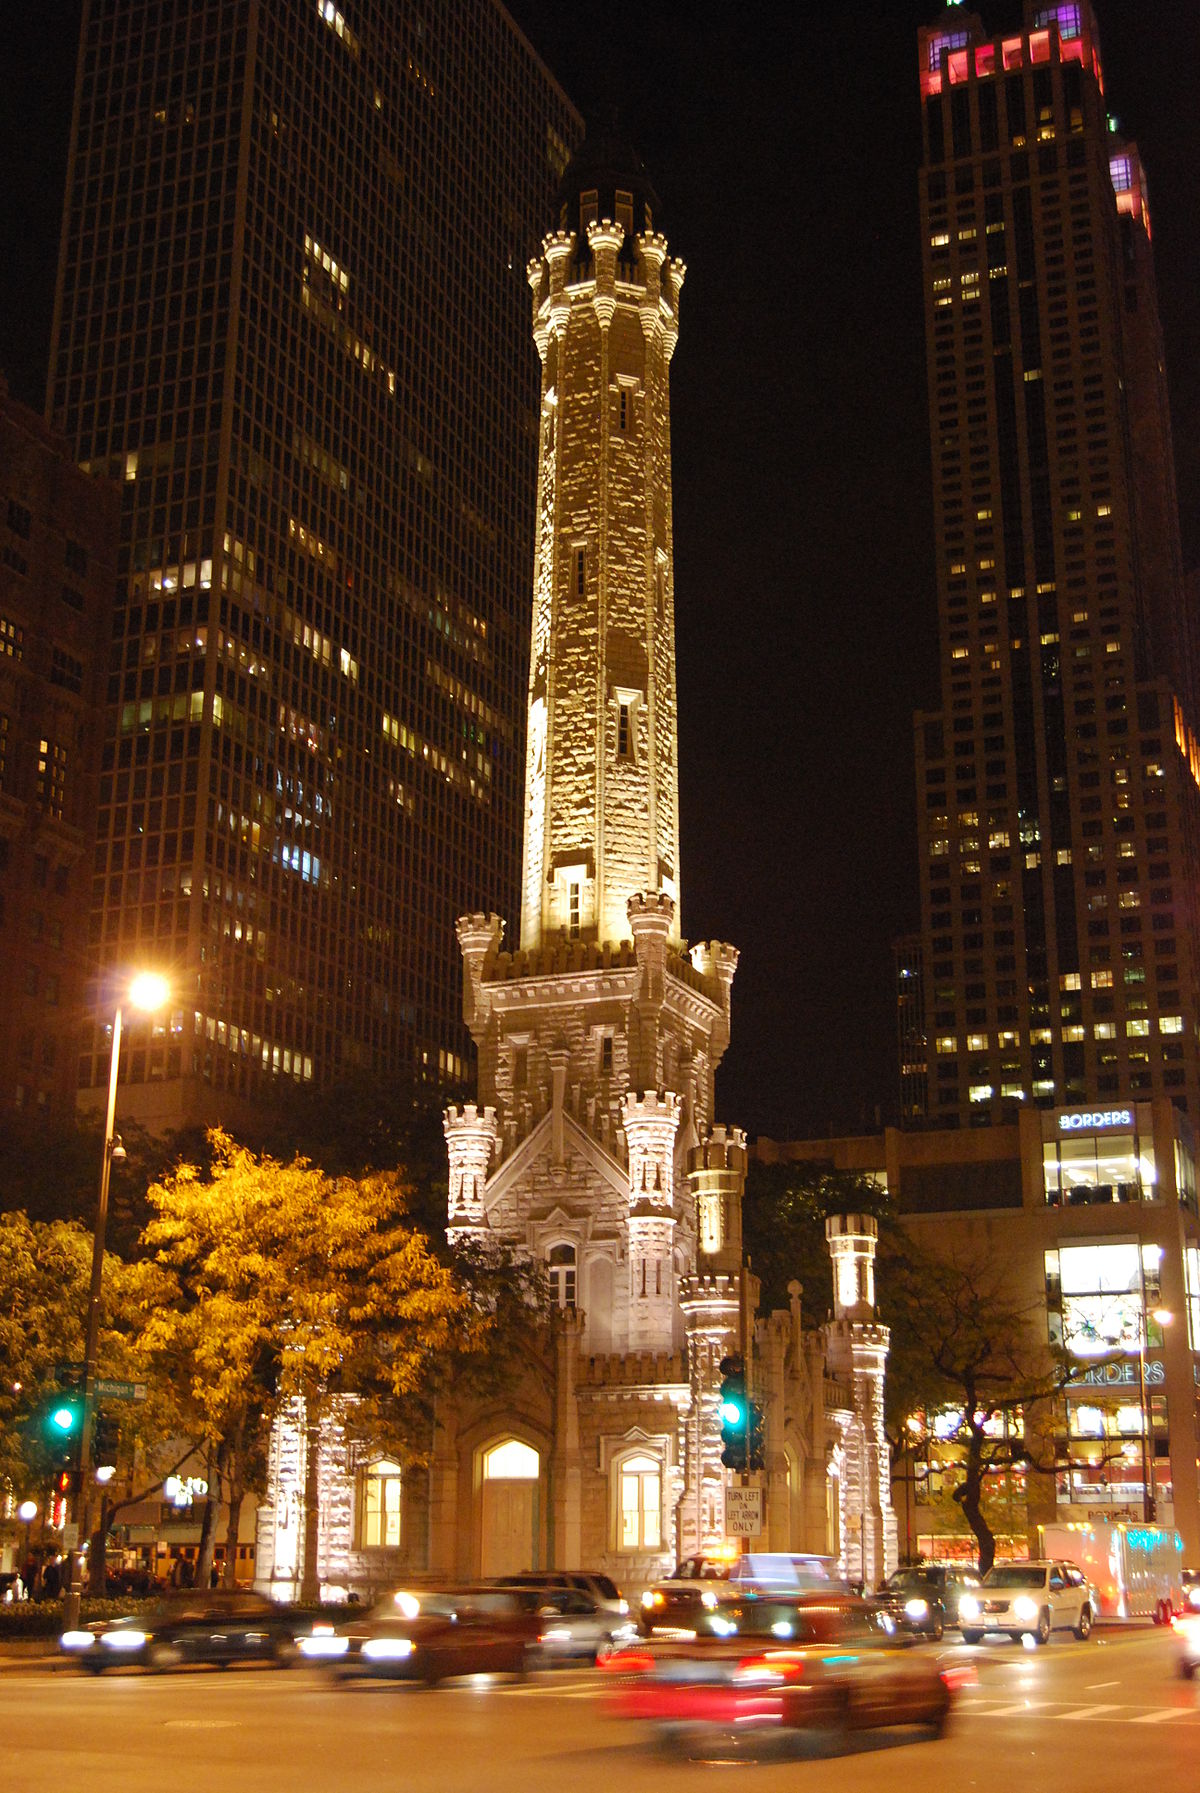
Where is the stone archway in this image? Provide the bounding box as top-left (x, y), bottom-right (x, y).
top-left (479, 1438), bottom-right (540, 1577)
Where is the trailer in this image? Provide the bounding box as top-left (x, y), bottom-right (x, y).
top-left (1039, 1521), bottom-right (1184, 1622)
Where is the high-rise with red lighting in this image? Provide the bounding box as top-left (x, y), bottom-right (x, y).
top-left (911, 2), bottom-right (1199, 1128)
top-left (47, 1), bottom-right (580, 1130)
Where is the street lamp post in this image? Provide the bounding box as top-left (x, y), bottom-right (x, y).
top-left (63, 972), bottom-right (168, 1630)
top-left (18, 1500), bottom-right (37, 1586)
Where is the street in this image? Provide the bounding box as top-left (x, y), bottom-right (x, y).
top-left (2, 1628), bottom-right (1195, 1792)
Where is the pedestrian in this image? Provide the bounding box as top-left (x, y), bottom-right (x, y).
top-left (41, 1555), bottom-right (61, 1599)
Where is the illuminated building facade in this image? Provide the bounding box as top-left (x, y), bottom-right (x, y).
top-left (255, 133), bottom-right (894, 1600)
top-left (0, 380), bottom-right (118, 1116)
top-left (912, 3), bottom-right (1200, 1128)
top-left (759, 1100), bottom-right (1200, 1561)
top-left (47, 0), bottom-right (581, 1129)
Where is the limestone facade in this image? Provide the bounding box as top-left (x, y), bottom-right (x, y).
top-left (256, 137), bottom-right (896, 1604)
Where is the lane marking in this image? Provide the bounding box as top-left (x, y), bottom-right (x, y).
top-left (1132, 1708), bottom-right (1187, 1724)
top-left (1061, 1704), bottom-right (1119, 1720)
top-left (1086, 1681), bottom-right (1120, 1690)
top-left (984, 1701), bottom-right (1047, 1716)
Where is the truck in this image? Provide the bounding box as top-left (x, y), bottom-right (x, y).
top-left (1039, 1521), bottom-right (1184, 1622)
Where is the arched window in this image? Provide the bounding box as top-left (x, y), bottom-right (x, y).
top-left (548, 1242), bottom-right (577, 1310)
top-left (618, 1453), bottom-right (662, 1551)
top-left (360, 1457), bottom-right (402, 1549)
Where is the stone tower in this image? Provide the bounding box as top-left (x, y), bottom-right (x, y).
top-left (521, 138), bottom-right (682, 955)
top-left (437, 129), bottom-right (743, 1585)
top-left (824, 1214), bottom-right (898, 1586)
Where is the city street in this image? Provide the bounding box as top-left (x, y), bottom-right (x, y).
top-left (2, 1628), bottom-right (1195, 1793)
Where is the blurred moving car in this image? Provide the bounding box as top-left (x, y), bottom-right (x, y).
top-left (488, 1569), bottom-right (629, 1623)
top-left (499, 1585), bottom-right (637, 1663)
top-left (298, 1586), bottom-right (541, 1682)
top-left (60, 1590), bottom-right (301, 1672)
top-left (1170, 1608), bottom-right (1200, 1678)
top-left (640, 1552), bottom-right (837, 1637)
top-left (1181, 1568), bottom-right (1200, 1613)
top-left (605, 1591), bottom-right (964, 1752)
top-left (873, 1566), bottom-right (982, 1640)
top-left (958, 1560), bottom-right (1093, 1645)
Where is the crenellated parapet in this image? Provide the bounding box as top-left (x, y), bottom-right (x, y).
top-left (825, 1212), bottom-right (880, 1320)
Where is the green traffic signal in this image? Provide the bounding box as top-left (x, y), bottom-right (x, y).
top-left (719, 1354), bottom-right (748, 1468)
top-left (50, 1404), bottom-right (80, 1434)
top-left (719, 1396), bottom-right (746, 1426)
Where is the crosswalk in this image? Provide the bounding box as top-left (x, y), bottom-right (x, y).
top-left (964, 1693), bottom-right (1197, 1726)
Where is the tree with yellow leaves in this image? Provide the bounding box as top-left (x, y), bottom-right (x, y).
top-left (141, 1130), bottom-right (474, 1597)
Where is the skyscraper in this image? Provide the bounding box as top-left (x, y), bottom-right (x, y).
top-left (912, 2), bottom-right (1198, 1127)
top-left (0, 379), bottom-right (119, 1118)
top-left (47, 0), bottom-right (580, 1130)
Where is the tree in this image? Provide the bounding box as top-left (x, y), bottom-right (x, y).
top-left (880, 1231), bottom-right (1099, 1574)
top-left (742, 1158), bottom-right (889, 1317)
top-left (140, 1130), bottom-right (476, 1599)
top-left (0, 1211), bottom-right (193, 1589)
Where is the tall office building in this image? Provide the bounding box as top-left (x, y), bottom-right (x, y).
top-left (0, 380), bottom-right (119, 1118)
top-left (911, 3), bottom-right (1199, 1128)
top-left (47, 0), bottom-right (580, 1130)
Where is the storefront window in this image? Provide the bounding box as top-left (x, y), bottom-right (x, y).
top-left (1043, 1121), bottom-right (1153, 1207)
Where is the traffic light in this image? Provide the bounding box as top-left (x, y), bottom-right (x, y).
top-left (719, 1354), bottom-right (748, 1469)
top-left (56, 1468), bottom-right (82, 1496)
top-left (747, 1401), bottom-right (766, 1473)
top-left (93, 1410), bottom-right (120, 1472)
top-left (45, 1398), bottom-right (82, 1464)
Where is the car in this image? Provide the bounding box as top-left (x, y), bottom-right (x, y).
top-left (1170, 1609), bottom-right (1200, 1678)
top-left (639, 1557), bottom-right (741, 1636)
top-left (639, 1550), bottom-right (840, 1636)
top-left (873, 1565), bottom-right (982, 1640)
top-left (60, 1590), bottom-right (302, 1672)
top-left (1181, 1568), bottom-right (1200, 1614)
top-left (297, 1585), bottom-right (542, 1683)
top-left (604, 1590), bottom-right (966, 1754)
top-left (498, 1584), bottom-right (638, 1663)
top-left (487, 1569), bottom-right (629, 1622)
top-left (958, 1560), bottom-right (1093, 1645)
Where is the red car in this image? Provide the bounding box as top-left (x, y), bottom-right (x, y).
top-left (603, 1591), bottom-right (965, 1752)
top-left (298, 1586), bottom-right (542, 1683)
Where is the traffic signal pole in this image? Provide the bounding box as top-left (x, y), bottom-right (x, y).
top-left (63, 1004), bottom-right (123, 1630)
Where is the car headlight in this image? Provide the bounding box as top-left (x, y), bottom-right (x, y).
top-left (618, 1600), bottom-right (629, 1615)
top-left (959, 1595), bottom-right (980, 1621)
top-left (1012, 1596), bottom-right (1039, 1623)
top-left (1187, 1587), bottom-right (1200, 1611)
top-left (299, 1634), bottom-right (350, 1657)
top-left (641, 1590), bottom-right (661, 1610)
top-left (700, 1591), bottom-right (719, 1610)
top-left (361, 1637), bottom-right (414, 1661)
top-left (904, 1598), bottom-right (929, 1619)
top-left (101, 1630), bottom-right (147, 1650)
top-left (60, 1631), bottom-right (96, 1651)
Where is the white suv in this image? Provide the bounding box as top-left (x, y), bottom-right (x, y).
top-left (959, 1560), bottom-right (1093, 1645)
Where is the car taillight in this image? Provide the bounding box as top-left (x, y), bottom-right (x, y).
top-left (940, 1664), bottom-right (977, 1691)
top-left (731, 1656), bottom-right (791, 1686)
top-left (599, 1650), bottom-right (654, 1676)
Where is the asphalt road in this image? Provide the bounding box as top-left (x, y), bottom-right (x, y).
top-left (3, 1628), bottom-right (1195, 1793)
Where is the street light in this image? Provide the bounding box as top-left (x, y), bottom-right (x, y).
top-left (63, 971), bottom-right (168, 1628)
top-left (17, 1500), bottom-right (37, 1579)
top-left (1135, 1304), bottom-right (1172, 1524)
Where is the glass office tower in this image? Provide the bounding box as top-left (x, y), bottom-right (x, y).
top-left (912, 3), bottom-right (1199, 1127)
top-left (48, 0), bottom-right (580, 1128)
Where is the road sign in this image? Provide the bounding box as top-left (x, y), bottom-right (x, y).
top-left (61, 1523), bottom-right (79, 1549)
top-left (726, 1485), bottom-right (763, 1537)
top-left (93, 1379), bottom-right (147, 1403)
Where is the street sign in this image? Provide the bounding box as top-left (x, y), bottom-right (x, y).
top-left (725, 1485), bottom-right (763, 1537)
top-left (61, 1523), bottom-right (79, 1549)
top-left (54, 1362), bottom-right (84, 1384)
top-left (93, 1379), bottom-right (147, 1403)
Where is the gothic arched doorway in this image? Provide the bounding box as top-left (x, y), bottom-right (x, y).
top-left (479, 1438), bottom-right (540, 1577)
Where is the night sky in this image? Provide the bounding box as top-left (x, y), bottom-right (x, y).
top-left (3, 2), bottom-right (1197, 1140)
